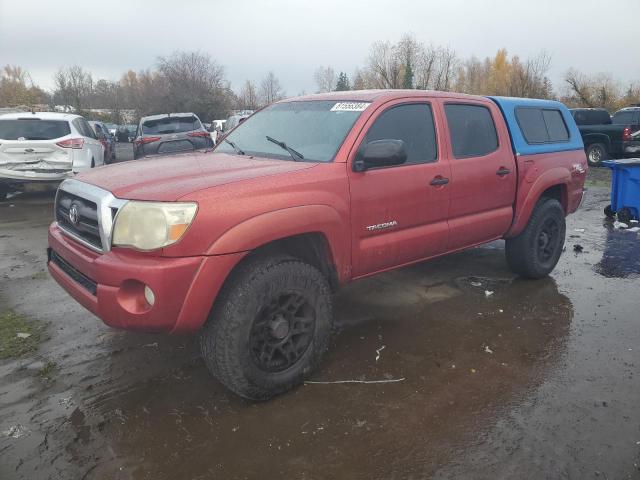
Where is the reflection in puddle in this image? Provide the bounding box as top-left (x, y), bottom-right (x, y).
top-left (594, 223), bottom-right (640, 278)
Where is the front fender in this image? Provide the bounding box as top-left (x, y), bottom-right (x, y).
top-left (505, 167), bottom-right (570, 238)
top-left (207, 204), bottom-right (351, 281)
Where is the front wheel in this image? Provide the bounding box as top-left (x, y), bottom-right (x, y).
top-left (505, 198), bottom-right (566, 279)
top-left (200, 255), bottom-right (333, 400)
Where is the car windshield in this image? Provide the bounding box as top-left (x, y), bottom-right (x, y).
top-left (0, 119), bottom-right (71, 140)
top-left (142, 116), bottom-right (201, 135)
top-left (215, 100), bottom-right (369, 162)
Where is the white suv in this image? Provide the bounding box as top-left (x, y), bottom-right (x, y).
top-left (0, 112), bottom-right (105, 198)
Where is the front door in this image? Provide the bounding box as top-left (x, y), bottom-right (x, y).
top-left (348, 100), bottom-right (451, 278)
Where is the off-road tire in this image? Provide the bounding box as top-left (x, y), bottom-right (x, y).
top-left (200, 255), bottom-right (332, 400)
top-left (586, 143), bottom-right (607, 166)
top-left (505, 198), bottom-right (566, 279)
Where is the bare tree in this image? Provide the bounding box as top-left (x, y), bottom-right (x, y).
top-left (156, 51), bottom-right (230, 121)
top-left (238, 80), bottom-right (259, 110)
top-left (0, 65), bottom-right (47, 107)
top-left (314, 66), bottom-right (336, 93)
top-left (415, 44), bottom-right (438, 90)
top-left (259, 71), bottom-right (284, 105)
top-left (432, 47), bottom-right (457, 91)
top-left (54, 65), bottom-right (93, 113)
top-left (366, 41), bottom-right (402, 89)
top-left (563, 69), bottom-right (622, 110)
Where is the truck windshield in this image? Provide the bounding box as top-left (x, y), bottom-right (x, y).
top-left (214, 101), bottom-right (369, 162)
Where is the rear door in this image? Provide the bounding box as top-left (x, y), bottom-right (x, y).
top-left (75, 118), bottom-right (104, 165)
top-left (348, 99), bottom-right (451, 277)
top-left (443, 100), bottom-right (517, 250)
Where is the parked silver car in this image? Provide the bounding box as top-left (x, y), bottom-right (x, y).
top-left (0, 112), bottom-right (104, 199)
top-left (132, 113), bottom-right (213, 159)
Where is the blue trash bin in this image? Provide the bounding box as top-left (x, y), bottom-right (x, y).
top-left (602, 158), bottom-right (640, 223)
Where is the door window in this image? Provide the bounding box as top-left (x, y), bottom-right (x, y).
top-left (444, 104), bottom-right (498, 158)
top-left (360, 103), bottom-right (438, 165)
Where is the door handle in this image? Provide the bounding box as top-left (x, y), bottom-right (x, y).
top-left (430, 176), bottom-right (450, 186)
top-left (496, 167), bottom-right (511, 176)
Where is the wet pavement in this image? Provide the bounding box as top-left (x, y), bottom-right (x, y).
top-left (1, 172), bottom-right (639, 479)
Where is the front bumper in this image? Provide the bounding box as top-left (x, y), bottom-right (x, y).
top-left (47, 222), bottom-right (246, 333)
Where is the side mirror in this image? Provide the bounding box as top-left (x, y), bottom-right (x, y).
top-left (353, 139), bottom-right (407, 172)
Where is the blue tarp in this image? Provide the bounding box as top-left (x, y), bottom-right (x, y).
top-left (488, 96), bottom-right (583, 156)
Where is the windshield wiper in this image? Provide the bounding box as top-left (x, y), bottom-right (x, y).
top-left (224, 138), bottom-right (245, 155)
top-left (266, 136), bottom-right (304, 161)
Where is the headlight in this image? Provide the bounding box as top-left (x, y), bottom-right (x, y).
top-left (112, 201), bottom-right (198, 251)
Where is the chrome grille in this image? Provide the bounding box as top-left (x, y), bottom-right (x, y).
top-left (54, 179), bottom-right (127, 253)
top-left (56, 191), bottom-right (102, 250)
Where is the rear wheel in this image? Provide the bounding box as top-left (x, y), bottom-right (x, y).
top-left (200, 255), bottom-right (333, 400)
top-left (91, 158), bottom-right (95, 168)
top-left (506, 198), bottom-right (566, 279)
top-left (586, 143), bottom-right (607, 166)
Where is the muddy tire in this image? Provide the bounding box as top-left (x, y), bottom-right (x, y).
top-left (586, 143), bottom-right (607, 166)
top-left (505, 198), bottom-right (566, 279)
top-left (200, 255), bottom-right (332, 400)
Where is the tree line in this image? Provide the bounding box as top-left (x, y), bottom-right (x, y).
top-left (1, 34), bottom-right (639, 123)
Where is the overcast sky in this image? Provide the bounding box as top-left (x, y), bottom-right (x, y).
top-left (1, 0), bottom-right (638, 95)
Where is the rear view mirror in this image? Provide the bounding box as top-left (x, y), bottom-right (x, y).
top-left (353, 139), bottom-right (407, 172)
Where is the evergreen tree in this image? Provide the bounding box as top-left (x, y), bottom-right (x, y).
top-left (335, 72), bottom-right (351, 91)
top-left (403, 57), bottom-right (414, 89)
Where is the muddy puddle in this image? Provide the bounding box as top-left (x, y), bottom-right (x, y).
top-left (1, 187), bottom-right (639, 479)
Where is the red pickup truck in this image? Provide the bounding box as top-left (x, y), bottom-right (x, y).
top-left (48, 90), bottom-right (587, 399)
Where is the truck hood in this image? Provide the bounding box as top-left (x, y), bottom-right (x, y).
top-left (76, 151), bottom-right (317, 201)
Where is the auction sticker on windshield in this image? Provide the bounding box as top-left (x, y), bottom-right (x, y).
top-left (330, 102), bottom-right (370, 112)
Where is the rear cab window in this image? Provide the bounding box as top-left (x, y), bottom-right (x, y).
top-left (572, 109), bottom-right (611, 125)
top-left (516, 108), bottom-right (569, 144)
top-left (0, 119), bottom-right (71, 140)
top-left (143, 116), bottom-right (202, 135)
top-left (444, 104), bottom-right (498, 158)
top-left (612, 110), bottom-right (638, 125)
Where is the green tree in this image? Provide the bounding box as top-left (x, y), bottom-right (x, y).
top-left (403, 56), bottom-right (414, 89)
top-left (335, 72), bottom-right (351, 91)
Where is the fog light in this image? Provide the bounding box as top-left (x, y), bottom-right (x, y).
top-left (144, 285), bottom-right (155, 306)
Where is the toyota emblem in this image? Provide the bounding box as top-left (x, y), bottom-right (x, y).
top-left (69, 204), bottom-right (79, 225)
